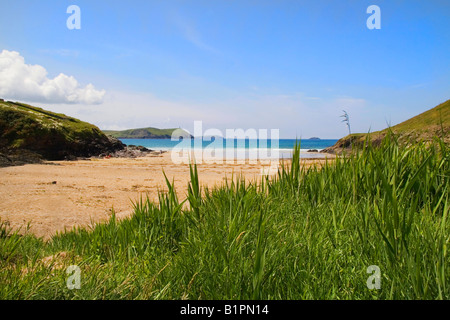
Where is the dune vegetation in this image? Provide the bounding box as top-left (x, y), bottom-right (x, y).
top-left (0, 135), bottom-right (448, 300)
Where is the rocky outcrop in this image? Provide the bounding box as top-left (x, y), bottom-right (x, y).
top-left (98, 145), bottom-right (167, 159)
top-left (0, 100), bottom-right (125, 166)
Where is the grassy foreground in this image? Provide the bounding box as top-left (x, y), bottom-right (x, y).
top-left (1, 136), bottom-right (449, 300)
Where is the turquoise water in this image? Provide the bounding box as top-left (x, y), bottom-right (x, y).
top-left (120, 138), bottom-right (338, 159)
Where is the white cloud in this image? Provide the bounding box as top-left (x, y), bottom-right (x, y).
top-left (0, 50), bottom-right (105, 104)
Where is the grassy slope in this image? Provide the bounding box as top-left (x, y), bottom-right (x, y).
top-left (103, 127), bottom-right (191, 139)
top-left (1, 139), bottom-right (448, 299)
top-left (392, 99), bottom-right (450, 132)
top-left (324, 99), bottom-right (450, 153)
top-left (0, 101), bottom-right (103, 144)
top-left (0, 100), bottom-right (123, 160)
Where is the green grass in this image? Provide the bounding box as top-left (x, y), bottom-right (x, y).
top-left (0, 135), bottom-right (448, 299)
top-left (0, 101), bottom-right (105, 143)
top-left (0, 101), bottom-right (106, 153)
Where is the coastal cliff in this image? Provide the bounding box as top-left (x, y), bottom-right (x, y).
top-left (0, 100), bottom-right (125, 166)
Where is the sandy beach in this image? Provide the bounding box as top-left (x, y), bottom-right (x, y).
top-left (0, 152), bottom-right (331, 239)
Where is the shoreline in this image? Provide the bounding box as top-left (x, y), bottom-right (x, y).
top-left (0, 151), bottom-right (332, 239)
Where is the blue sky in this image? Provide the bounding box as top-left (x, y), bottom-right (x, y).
top-left (0, 0), bottom-right (449, 138)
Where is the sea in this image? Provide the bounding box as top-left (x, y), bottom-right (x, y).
top-left (119, 138), bottom-right (338, 159)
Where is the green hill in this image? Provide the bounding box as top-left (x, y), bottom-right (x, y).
top-left (0, 100), bottom-right (124, 165)
top-left (322, 99), bottom-right (450, 153)
top-left (103, 127), bottom-right (192, 139)
top-left (387, 99), bottom-right (449, 133)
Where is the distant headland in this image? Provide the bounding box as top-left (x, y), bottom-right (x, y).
top-left (103, 127), bottom-right (193, 139)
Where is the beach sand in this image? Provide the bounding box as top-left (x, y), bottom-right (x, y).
top-left (0, 152), bottom-right (331, 239)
